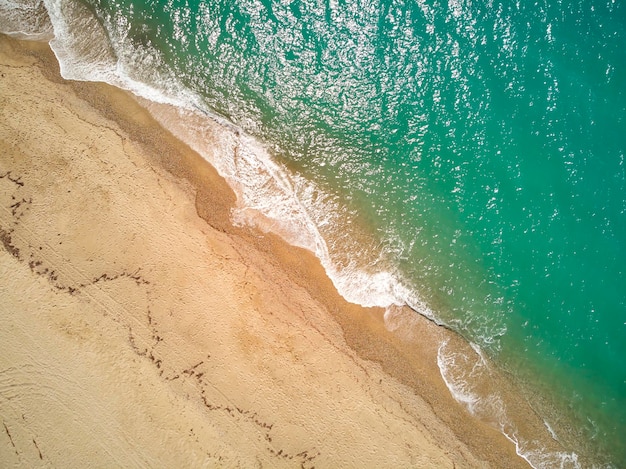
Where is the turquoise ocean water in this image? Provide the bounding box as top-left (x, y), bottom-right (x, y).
top-left (2, 0), bottom-right (625, 466)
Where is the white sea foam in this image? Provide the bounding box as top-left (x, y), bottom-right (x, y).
top-left (437, 340), bottom-right (483, 413)
top-left (0, 0), bottom-right (52, 39)
top-left (544, 419), bottom-right (559, 441)
top-left (437, 340), bottom-right (582, 469)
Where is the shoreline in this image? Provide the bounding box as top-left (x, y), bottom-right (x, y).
top-left (0, 34), bottom-right (533, 467)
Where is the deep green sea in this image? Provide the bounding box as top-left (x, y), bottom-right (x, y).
top-left (2, 0), bottom-right (625, 466)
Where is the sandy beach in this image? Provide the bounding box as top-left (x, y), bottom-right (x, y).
top-left (0, 34), bottom-right (530, 467)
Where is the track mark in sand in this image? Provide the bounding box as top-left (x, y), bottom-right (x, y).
top-left (1, 169), bottom-right (151, 300)
top-left (0, 227), bottom-right (19, 258)
top-left (129, 318), bottom-right (322, 469)
top-left (9, 196), bottom-right (31, 218)
top-left (127, 307), bottom-right (175, 378)
top-left (0, 172), bottom-right (31, 227)
top-left (22, 252), bottom-right (151, 297)
top-left (3, 422), bottom-right (18, 455)
top-left (32, 438), bottom-right (43, 460)
top-left (0, 171), bottom-right (24, 187)
top-left (198, 386), bottom-right (320, 468)
top-left (54, 269), bottom-right (151, 295)
top-left (0, 172), bottom-right (27, 258)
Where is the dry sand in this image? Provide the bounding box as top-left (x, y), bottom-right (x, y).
top-left (0, 35), bottom-right (529, 467)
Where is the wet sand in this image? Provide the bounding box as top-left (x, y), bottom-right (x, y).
top-left (0, 35), bottom-right (530, 467)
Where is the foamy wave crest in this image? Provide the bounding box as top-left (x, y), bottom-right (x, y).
top-left (41, 0), bottom-right (197, 107)
top-left (437, 340), bottom-right (582, 469)
top-left (139, 100), bottom-right (427, 310)
top-left (0, 0), bottom-right (53, 39)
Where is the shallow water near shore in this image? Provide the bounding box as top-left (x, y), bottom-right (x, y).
top-left (2, 0), bottom-right (625, 466)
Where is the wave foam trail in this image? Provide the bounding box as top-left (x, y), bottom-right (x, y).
top-left (143, 100), bottom-right (426, 311)
top-left (0, 0), bottom-right (53, 39)
top-left (42, 0), bottom-right (199, 108)
top-left (436, 340), bottom-right (581, 469)
top-left (45, 0), bottom-right (119, 83)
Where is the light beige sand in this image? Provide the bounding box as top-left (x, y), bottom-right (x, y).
top-left (0, 35), bottom-right (529, 467)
